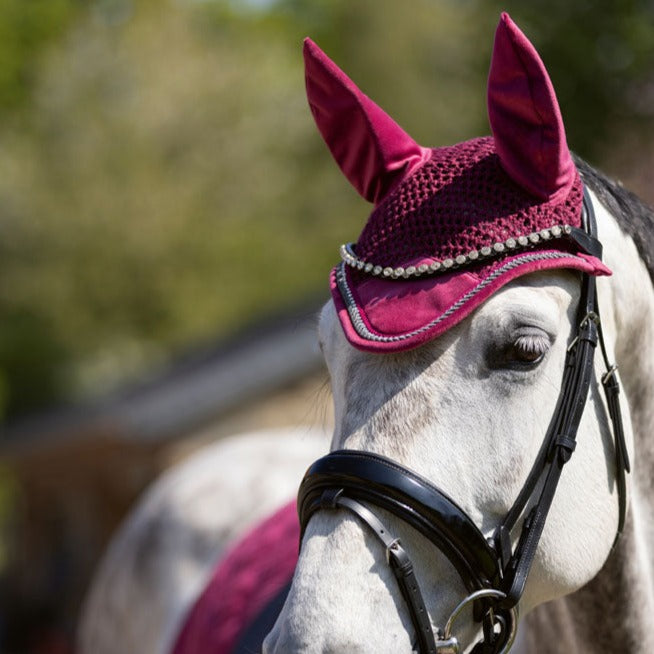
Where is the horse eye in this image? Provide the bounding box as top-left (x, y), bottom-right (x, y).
top-left (507, 335), bottom-right (549, 366)
top-left (486, 332), bottom-right (550, 370)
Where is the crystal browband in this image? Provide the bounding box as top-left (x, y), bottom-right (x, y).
top-left (340, 224), bottom-right (572, 279)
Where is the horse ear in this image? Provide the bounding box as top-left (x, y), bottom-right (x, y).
top-left (487, 13), bottom-right (576, 202)
top-left (303, 38), bottom-right (431, 205)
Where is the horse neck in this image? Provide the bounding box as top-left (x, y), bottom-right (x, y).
top-left (522, 198), bottom-right (654, 653)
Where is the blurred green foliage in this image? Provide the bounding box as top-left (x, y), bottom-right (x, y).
top-left (0, 0), bottom-right (653, 421)
top-left (476, 1), bottom-right (654, 160)
top-left (0, 0), bottom-right (79, 115)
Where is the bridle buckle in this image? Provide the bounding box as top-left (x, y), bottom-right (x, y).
top-left (386, 538), bottom-right (401, 565)
top-left (581, 310), bottom-right (600, 327)
top-left (567, 311), bottom-right (601, 352)
top-left (602, 364), bottom-right (618, 385)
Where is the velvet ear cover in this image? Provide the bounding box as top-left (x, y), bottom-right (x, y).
top-left (303, 38), bottom-right (431, 205)
top-left (307, 15), bottom-right (605, 354)
top-left (305, 13), bottom-right (575, 205)
top-left (488, 13), bottom-right (576, 202)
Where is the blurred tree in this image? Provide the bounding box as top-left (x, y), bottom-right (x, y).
top-left (0, 0), bottom-right (364, 415)
top-left (0, 0), bottom-right (79, 116)
top-left (0, 310), bottom-right (67, 418)
top-left (475, 1), bottom-right (654, 161)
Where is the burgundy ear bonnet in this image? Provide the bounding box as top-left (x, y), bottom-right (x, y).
top-left (305, 13), bottom-right (610, 353)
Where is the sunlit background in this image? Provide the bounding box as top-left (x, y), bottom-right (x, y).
top-left (1, 0), bottom-right (653, 651)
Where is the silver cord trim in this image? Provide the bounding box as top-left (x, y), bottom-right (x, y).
top-left (336, 252), bottom-right (584, 344)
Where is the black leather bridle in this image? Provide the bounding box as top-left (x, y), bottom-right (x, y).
top-left (297, 188), bottom-right (631, 653)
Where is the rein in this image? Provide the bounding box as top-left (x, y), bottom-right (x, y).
top-left (297, 188), bottom-right (630, 653)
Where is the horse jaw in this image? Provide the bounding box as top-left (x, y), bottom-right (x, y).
top-left (265, 243), bottom-right (627, 653)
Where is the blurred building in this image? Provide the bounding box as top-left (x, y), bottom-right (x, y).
top-left (0, 301), bottom-right (332, 654)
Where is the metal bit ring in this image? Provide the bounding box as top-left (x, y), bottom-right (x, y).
top-left (438, 589), bottom-right (519, 654)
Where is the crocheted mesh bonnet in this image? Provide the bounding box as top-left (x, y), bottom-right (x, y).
top-left (355, 137), bottom-right (583, 268)
top-left (305, 13), bottom-right (610, 353)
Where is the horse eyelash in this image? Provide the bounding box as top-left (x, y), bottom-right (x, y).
top-left (513, 334), bottom-right (550, 355)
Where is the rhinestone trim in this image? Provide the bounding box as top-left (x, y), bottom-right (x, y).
top-left (336, 251), bottom-right (582, 344)
top-left (339, 224), bottom-right (573, 279)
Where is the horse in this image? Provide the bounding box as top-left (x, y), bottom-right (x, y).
top-left (77, 427), bottom-right (330, 654)
top-left (79, 12), bottom-right (654, 654)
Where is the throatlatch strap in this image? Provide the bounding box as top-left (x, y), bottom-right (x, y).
top-left (601, 353), bottom-right (631, 540)
top-left (594, 292), bottom-right (631, 539)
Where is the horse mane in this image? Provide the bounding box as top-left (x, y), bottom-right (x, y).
top-left (574, 154), bottom-right (654, 282)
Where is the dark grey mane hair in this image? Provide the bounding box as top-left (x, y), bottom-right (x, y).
top-left (574, 154), bottom-right (654, 282)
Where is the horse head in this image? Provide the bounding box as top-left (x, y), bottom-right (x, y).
top-left (264, 13), bottom-right (646, 653)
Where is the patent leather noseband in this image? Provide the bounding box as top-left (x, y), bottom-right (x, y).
top-left (297, 188), bottom-right (631, 654)
top-left (298, 451), bottom-right (517, 653)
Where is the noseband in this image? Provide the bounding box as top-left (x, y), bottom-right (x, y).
top-left (297, 188), bottom-right (631, 653)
